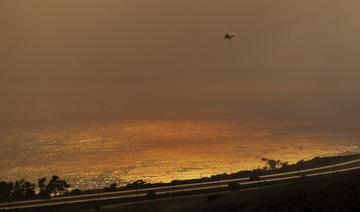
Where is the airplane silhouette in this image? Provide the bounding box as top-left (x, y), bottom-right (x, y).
top-left (224, 33), bottom-right (237, 41)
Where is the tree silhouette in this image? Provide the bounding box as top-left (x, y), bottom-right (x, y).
top-left (38, 177), bottom-right (47, 198)
top-left (281, 161), bottom-right (289, 170)
top-left (46, 176), bottom-right (70, 197)
top-left (0, 181), bottom-right (13, 202)
top-left (262, 158), bottom-right (282, 170)
top-left (13, 179), bottom-right (35, 199)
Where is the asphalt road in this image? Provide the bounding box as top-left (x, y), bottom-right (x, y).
top-left (1, 158), bottom-right (360, 210)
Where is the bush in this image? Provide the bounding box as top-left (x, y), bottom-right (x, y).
top-left (249, 174), bottom-right (260, 181)
top-left (299, 173), bottom-right (307, 180)
top-left (104, 183), bottom-right (118, 192)
top-left (125, 180), bottom-right (147, 189)
top-left (0, 181), bottom-right (12, 202)
top-left (70, 189), bottom-right (82, 195)
top-left (228, 182), bottom-right (241, 191)
top-left (147, 190), bottom-right (156, 199)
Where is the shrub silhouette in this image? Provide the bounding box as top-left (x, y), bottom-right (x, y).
top-left (262, 158), bottom-right (283, 170)
top-left (0, 181), bottom-right (13, 202)
top-left (104, 183), bottom-right (118, 192)
top-left (147, 190), bottom-right (156, 199)
top-left (125, 180), bottom-right (147, 189)
top-left (38, 177), bottom-right (47, 198)
top-left (13, 179), bottom-right (36, 199)
top-left (46, 176), bottom-right (70, 197)
top-left (228, 182), bottom-right (241, 191)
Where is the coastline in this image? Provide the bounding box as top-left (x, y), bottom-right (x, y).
top-left (2, 153), bottom-right (360, 212)
top-left (1, 153), bottom-right (360, 203)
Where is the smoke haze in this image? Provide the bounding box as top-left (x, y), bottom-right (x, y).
top-left (1, 1), bottom-right (360, 125)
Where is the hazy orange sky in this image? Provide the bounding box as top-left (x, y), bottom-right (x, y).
top-left (1, 1), bottom-right (360, 124)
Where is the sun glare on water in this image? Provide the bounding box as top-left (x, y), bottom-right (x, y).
top-left (0, 120), bottom-right (359, 189)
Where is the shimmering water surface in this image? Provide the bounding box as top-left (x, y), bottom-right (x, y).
top-left (1, 120), bottom-right (359, 189)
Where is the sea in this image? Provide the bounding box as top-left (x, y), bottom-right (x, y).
top-left (1, 120), bottom-right (359, 190)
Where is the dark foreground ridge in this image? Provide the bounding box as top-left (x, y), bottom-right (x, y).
top-left (102, 169), bottom-right (360, 212)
